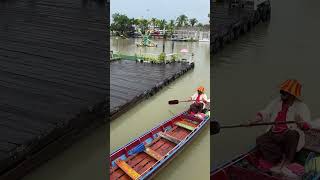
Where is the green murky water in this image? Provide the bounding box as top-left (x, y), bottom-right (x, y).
top-left (110, 38), bottom-right (210, 180)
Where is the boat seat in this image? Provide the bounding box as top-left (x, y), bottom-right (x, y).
top-left (175, 121), bottom-right (197, 131)
top-left (145, 147), bottom-right (163, 161)
top-left (304, 131), bottom-right (320, 153)
top-left (115, 159), bottom-right (140, 179)
top-left (158, 132), bottom-right (181, 144)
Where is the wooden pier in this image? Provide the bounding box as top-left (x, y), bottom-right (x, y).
top-left (212, 1), bottom-right (271, 54)
top-left (110, 60), bottom-right (194, 120)
top-left (0, 0), bottom-right (107, 179)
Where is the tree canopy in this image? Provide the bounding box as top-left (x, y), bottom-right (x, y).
top-left (111, 13), bottom-right (209, 36)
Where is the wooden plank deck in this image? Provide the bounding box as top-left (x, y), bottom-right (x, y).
top-left (110, 60), bottom-right (194, 120)
top-left (0, 0), bottom-right (107, 179)
top-left (211, 1), bottom-right (270, 54)
top-left (213, 2), bottom-right (253, 33)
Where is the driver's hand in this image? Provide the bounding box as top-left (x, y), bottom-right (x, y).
top-left (255, 113), bottom-right (263, 122)
top-left (295, 114), bottom-right (310, 131)
top-left (244, 114), bottom-right (262, 126)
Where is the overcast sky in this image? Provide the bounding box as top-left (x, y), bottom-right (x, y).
top-left (110, 0), bottom-right (210, 24)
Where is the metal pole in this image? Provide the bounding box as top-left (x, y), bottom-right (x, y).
top-left (162, 33), bottom-right (166, 53)
top-left (171, 41), bottom-right (174, 53)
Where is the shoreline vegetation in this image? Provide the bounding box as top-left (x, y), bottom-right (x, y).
top-left (110, 13), bottom-right (208, 62)
top-left (110, 51), bottom-right (192, 64)
top-left (110, 13), bottom-right (210, 39)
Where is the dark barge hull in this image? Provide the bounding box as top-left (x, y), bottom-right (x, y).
top-left (110, 60), bottom-right (194, 121)
top-left (0, 0), bottom-right (108, 179)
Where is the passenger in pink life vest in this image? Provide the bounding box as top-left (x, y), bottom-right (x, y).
top-left (251, 79), bottom-right (311, 176)
top-left (188, 86), bottom-right (210, 115)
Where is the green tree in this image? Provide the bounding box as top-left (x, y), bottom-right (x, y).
top-left (197, 23), bottom-right (204, 28)
top-left (140, 19), bottom-right (149, 34)
top-left (169, 20), bottom-right (175, 27)
top-left (166, 20), bottom-right (175, 36)
top-left (197, 23), bottom-right (204, 30)
top-left (155, 19), bottom-right (161, 28)
top-left (159, 19), bottom-right (167, 30)
top-left (111, 13), bottom-right (133, 36)
top-left (176, 14), bottom-right (188, 27)
top-left (151, 18), bottom-right (157, 28)
top-left (189, 18), bottom-right (198, 27)
top-left (132, 18), bottom-right (140, 26)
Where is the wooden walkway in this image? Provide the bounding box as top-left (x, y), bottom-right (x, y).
top-left (110, 60), bottom-right (194, 120)
top-left (213, 3), bottom-right (246, 32)
top-left (0, 0), bottom-right (107, 179)
top-left (212, 1), bottom-right (271, 54)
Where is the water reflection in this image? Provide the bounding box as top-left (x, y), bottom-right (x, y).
top-left (211, 0), bottom-right (320, 169)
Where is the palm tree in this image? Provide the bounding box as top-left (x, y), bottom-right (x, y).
top-left (197, 23), bottom-right (204, 30)
top-left (151, 18), bottom-right (157, 28)
top-left (140, 19), bottom-right (149, 34)
top-left (159, 19), bottom-right (167, 30)
top-left (189, 18), bottom-right (198, 27)
top-left (169, 20), bottom-right (175, 27)
top-left (166, 20), bottom-right (175, 36)
top-left (132, 18), bottom-right (140, 26)
top-left (130, 18), bottom-right (141, 35)
top-left (176, 14), bottom-right (188, 27)
top-left (197, 23), bottom-right (204, 27)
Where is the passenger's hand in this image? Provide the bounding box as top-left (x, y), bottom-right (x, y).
top-left (243, 120), bottom-right (254, 126)
top-left (297, 121), bottom-right (303, 128)
top-left (255, 113), bottom-right (263, 122)
top-left (301, 122), bottom-right (310, 130)
top-left (297, 121), bottom-right (310, 131)
top-left (243, 114), bottom-right (262, 126)
top-left (295, 114), bottom-right (310, 130)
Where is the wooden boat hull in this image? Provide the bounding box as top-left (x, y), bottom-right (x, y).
top-left (110, 111), bottom-right (210, 180)
top-left (210, 149), bottom-right (279, 180)
top-left (143, 125), bottom-right (208, 180)
top-left (211, 129), bottom-right (320, 180)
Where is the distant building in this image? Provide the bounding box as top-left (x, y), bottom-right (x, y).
top-left (173, 26), bottom-right (210, 41)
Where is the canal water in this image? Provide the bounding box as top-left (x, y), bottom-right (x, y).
top-left (110, 38), bottom-right (210, 180)
top-left (23, 38), bottom-right (210, 180)
top-left (212, 0), bottom-right (320, 170)
top-left (23, 125), bottom-right (107, 180)
top-left (22, 0), bottom-right (320, 178)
